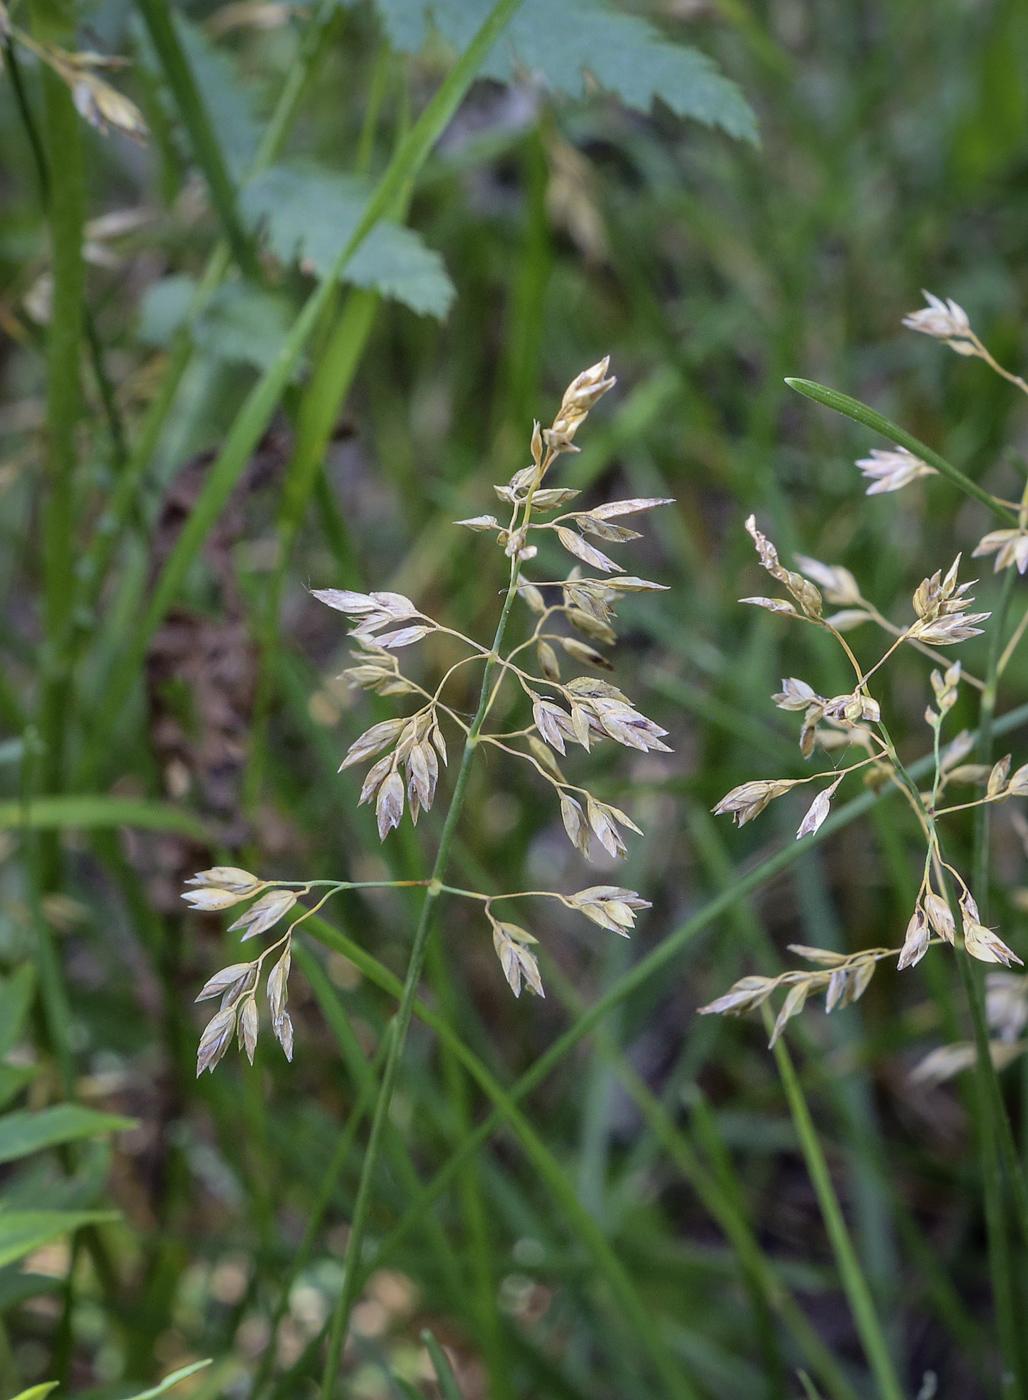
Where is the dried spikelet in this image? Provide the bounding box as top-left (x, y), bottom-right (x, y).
top-left (555, 527), bottom-right (620, 574)
top-left (902, 291), bottom-right (977, 355)
top-left (979, 524), bottom-right (1028, 574)
top-left (488, 914), bottom-right (544, 998)
top-left (560, 794), bottom-right (590, 855)
top-left (898, 906), bottom-right (930, 969)
top-left (795, 776), bottom-right (842, 839)
top-left (560, 637), bottom-right (612, 670)
top-left (713, 778), bottom-right (799, 827)
top-left (908, 557), bottom-right (989, 644)
top-left (71, 71), bottom-right (148, 142)
top-left (197, 1006), bottom-right (237, 1076)
top-left (773, 678), bottom-right (823, 711)
top-left (744, 515), bottom-right (823, 617)
top-left (195, 963), bottom-right (258, 1006)
top-left (187, 866), bottom-right (262, 893)
top-left (566, 886), bottom-right (649, 934)
top-left (543, 357), bottom-right (616, 454)
top-left (182, 886), bottom-right (252, 912)
top-left (854, 447), bottom-right (936, 495)
top-left (698, 974), bottom-right (779, 1018)
top-left (237, 998), bottom-right (259, 1063)
top-left (963, 921), bottom-right (1022, 967)
top-left (228, 889), bottom-right (297, 941)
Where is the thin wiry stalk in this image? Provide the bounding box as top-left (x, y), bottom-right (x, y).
top-left (317, 518), bottom-right (548, 1394)
top-left (28, 0), bottom-right (85, 880)
top-left (426, 934), bottom-right (514, 1400)
top-left (768, 1020), bottom-right (905, 1400)
top-left (135, 0), bottom-right (259, 276)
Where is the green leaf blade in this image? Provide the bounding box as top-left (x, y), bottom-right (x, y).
top-left (0, 796), bottom-right (207, 838)
top-left (0, 1211), bottom-right (120, 1270)
top-left (0, 1106), bottom-right (137, 1165)
top-left (785, 376), bottom-right (1016, 524)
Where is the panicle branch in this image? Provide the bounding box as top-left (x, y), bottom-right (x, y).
top-left (184, 358), bottom-right (673, 1066)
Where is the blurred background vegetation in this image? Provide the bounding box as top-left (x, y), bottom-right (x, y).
top-left (3, 0), bottom-right (1028, 1396)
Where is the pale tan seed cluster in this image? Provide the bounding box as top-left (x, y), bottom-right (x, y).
top-left (183, 359), bottom-right (673, 1067)
top-left (702, 292), bottom-right (1028, 1051)
top-left (184, 868), bottom-right (297, 1072)
top-left (0, 4), bottom-right (148, 144)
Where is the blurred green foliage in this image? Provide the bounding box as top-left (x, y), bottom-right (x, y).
top-left (2, 0), bottom-right (1028, 1396)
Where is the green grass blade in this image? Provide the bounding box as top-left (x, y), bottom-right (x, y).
top-left (301, 927), bottom-right (700, 1400)
top-left (785, 377), bottom-right (1015, 524)
top-left (769, 1024), bottom-right (905, 1400)
top-left (135, 0), bottom-right (258, 276)
top-left (122, 1359), bottom-right (214, 1399)
top-left (0, 795), bottom-right (206, 838)
top-left (422, 1330), bottom-right (464, 1400)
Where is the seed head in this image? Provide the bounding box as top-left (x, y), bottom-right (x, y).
top-left (902, 291), bottom-right (977, 354)
top-left (855, 447), bottom-right (936, 495)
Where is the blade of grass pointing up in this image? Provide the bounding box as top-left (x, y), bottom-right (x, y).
top-left (785, 377), bottom-right (1016, 524)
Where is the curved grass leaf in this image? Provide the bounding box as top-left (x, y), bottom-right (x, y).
top-left (0, 795), bottom-right (206, 837)
top-left (371, 0), bottom-right (757, 142)
top-left (122, 1359), bottom-right (214, 1399)
top-left (0, 1105), bottom-right (136, 1165)
top-left (0, 1211), bottom-right (119, 1270)
top-left (242, 163), bottom-right (456, 318)
top-left (0, 1066), bottom-right (40, 1113)
top-left (422, 1329), bottom-right (464, 1400)
top-left (0, 964), bottom-right (36, 1059)
top-left (785, 377), bottom-right (1016, 525)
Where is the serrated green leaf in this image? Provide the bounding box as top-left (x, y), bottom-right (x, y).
top-left (0, 1106), bottom-right (136, 1165)
top-left (137, 278), bottom-right (297, 372)
top-left (0, 964), bottom-right (36, 1059)
top-left (369, 0), bottom-right (756, 142)
top-left (121, 1360), bottom-right (214, 1399)
top-left (241, 163), bottom-right (456, 318)
top-left (194, 284), bottom-right (298, 371)
top-left (0, 795), bottom-right (207, 838)
top-left (0, 1265), bottom-right (62, 1313)
top-left (0, 1211), bottom-right (118, 1270)
top-left (137, 274), bottom-right (198, 348)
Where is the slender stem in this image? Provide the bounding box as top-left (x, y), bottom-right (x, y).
top-left (768, 1019), bottom-right (905, 1400)
top-left (250, 1021), bottom-right (392, 1400)
top-left (29, 0), bottom-right (85, 879)
top-left (974, 565), bottom-right (1017, 916)
top-left (135, 0), bottom-right (260, 277)
top-left (318, 439), bottom-right (535, 1394)
top-left (998, 598), bottom-right (1028, 680)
